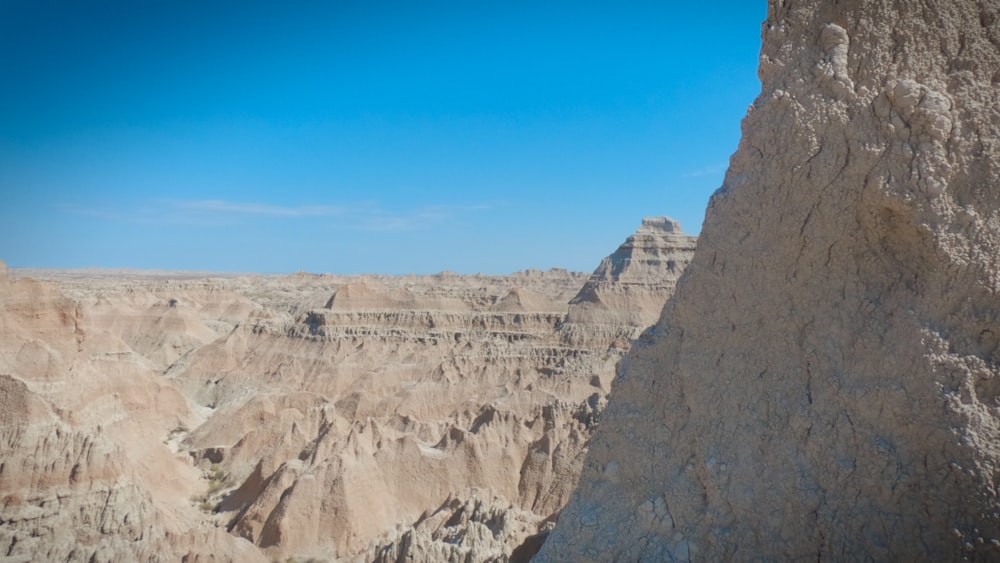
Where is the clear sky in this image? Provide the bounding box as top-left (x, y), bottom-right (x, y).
top-left (0, 1), bottom-right (766, 274)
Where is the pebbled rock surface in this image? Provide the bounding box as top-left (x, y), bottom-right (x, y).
top-left (537, 0), bottom-right (1000, 561)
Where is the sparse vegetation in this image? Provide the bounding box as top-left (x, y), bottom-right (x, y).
top-left (163, 425), bottom-right (188, 445)
top-left (206, 464), bottom-right (229, 495)
top-left (192, 464), bottom-right (231, 513)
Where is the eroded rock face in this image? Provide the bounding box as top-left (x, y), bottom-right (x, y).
top-left (3, 249), bottom-right (688, 561)
top-left (538, 1), bottom-right (1000, 561)
top-left (168, 273), bottom-right (612, 560)
top-left (0, 263), bottom-right (266, 562)
top-left (363, 490), bottom-right (549, 563)
top-left (566, 217), bottom-right (697, 328)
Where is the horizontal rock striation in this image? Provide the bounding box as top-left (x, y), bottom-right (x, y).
top-left (3, 248), bottom-right (691, 561)
top-left (566, 216), bottom-right (696, 329)
top-left (167, 278), bottom-right (617, 560)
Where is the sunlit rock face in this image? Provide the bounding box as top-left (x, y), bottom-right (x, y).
top-left (1, 241), bottom-right (694, 562)
top-left (0, 261), bottom-right (267, 563)
top-left (566, 216), bottom-right (697, 329)
top-left (537, 1), bottom-right (1000, 561)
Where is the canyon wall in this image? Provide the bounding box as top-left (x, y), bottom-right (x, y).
top-left (537, 0), bottom-right (1000, 561)
top-left (1, 217), bottom-right (695, 561)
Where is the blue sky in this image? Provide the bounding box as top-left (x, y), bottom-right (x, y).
top-left (0, 1), bottom-right (765, 274)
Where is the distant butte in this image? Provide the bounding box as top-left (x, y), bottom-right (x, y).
top-left (567, 216), bottom-right (697, 328)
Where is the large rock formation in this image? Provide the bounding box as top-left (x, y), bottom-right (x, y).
top-left (566, 216), bottom-right (696, 328)
top-left (2, 244), bottom-right (692, 562)
top-left (537, 0), bottom-right (1000, 561)
top-left (0, 261), bottom-right (267, 562)
top-left (165, 271), bottom-right (610, 561)
top-left (558, 217), bottom-right (697, 357)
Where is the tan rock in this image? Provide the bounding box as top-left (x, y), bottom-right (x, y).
top-left (0, 222), bottom-right (689, 561)
top-left (567, 216), bottom-right (696, 328)
top-left (362, 489), bottom-right (548, 563)
top-left (0, 273), bottom-right (266, 562)
top-left (538, 1), bottom-right (1000, 561)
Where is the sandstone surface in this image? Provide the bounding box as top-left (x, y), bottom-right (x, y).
top-left (566, 216), bottom-right (696, 329)
top-left (1, 218), bottom-right (691, 561)
top-left (538, 0), bottom-right (1000, 561)
top-left (0, 260), bottom-right (267, 562)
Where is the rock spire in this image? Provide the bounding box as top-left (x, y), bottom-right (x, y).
top-left (566, 216), bottom-right (696, 328)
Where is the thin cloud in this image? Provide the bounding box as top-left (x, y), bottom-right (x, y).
top-left (61, 204), bottom-right (126, 221)
top-left (682, 163), bottom-right (729, 178)
top-left (355, 204), bottom-right (493, 231)
top-left (168, 199), bottom-right (348, 217)
top-left (65, 199), bottom-right (490, 231)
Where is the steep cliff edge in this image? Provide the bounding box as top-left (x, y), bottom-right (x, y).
top-left (538, 1), bottom-right (1000, 561)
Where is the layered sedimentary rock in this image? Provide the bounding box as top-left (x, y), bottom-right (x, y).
top-left (566, 216), bottom-right (696, 329)
top-left (3, 244), bottom-right (689, 561)
top-left (167, 274), bottom-right (611, 561)
top-left (538, 1), bottom-right (1000, 561)
top-left (0, 261), bottom-right (266, 562)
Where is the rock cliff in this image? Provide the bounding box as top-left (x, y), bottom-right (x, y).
top-left (537, 0), bottom-right (1000, 561)
top-left (566, 216), bottom-right (696, 329)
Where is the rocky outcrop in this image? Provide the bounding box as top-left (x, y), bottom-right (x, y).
top-left (2, 224), bottom-right (690, 561)
top-left (0, 263), bottom-right (265, 562)
top-left (566, 216), bottom-right (696, 328)
top-left (364, 490), bottom-right (549, 563)
top-left (166, 274), bottom-right (614, 560)
top-left (538, 1), bottom-right (1000, 561)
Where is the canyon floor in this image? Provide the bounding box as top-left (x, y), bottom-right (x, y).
top-left (0, 218), bottom-right (695, 562)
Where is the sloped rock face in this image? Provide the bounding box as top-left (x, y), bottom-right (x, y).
top-left (538, 1), bottom-right (1000, 561)
top-left (566, 217), bottom-right (696, 329)
top-left (0, 262), bottom-right (266, 563)
top-left (168, 275), bottom-right (614, 560)
top-left (5, 260), bottom-right (678, 562)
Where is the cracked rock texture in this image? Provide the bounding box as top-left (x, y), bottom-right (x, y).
top-left (537, 0), bottom-right (1000, 561)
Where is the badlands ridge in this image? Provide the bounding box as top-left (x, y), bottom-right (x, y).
top-left (0, 218), bottom-right (696, 561)
top-left (5, 0), bottom-right (1000, 560)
